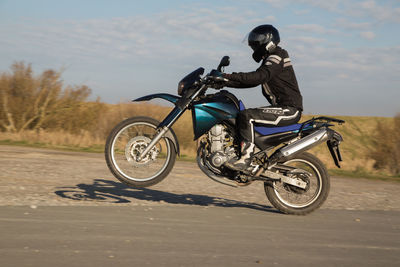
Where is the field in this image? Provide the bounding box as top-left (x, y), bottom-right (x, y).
top-left (0, 101), bottom-right (396, 179)
top-left (2, 62), bottom-right (398, 179)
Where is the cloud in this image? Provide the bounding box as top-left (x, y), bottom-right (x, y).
top-left (294, 9), bottom-right (311, 15)
top-left (1, 1), bottom-right (399, 116)
top-left (343, 0), bottom-right (400, 23)
top-left (360, 31), bottom-right (376, 40)
top-left (8, 7), bottom-right (258, 66)
top-left (285, 24), bottom-right (336, 34)
top-left (335, 18), bottom-right (371, 30)
top-left (286, 36), bottom-right (326, 46)
top-left (297, 0), bottom-right (345, 11)
top-left (260, 0), bottom-right (286, 8)
top-left (260, 0), bottom-right (345, 11)
top-left (297, 0), bottom-right (400, 23)
top-left (284, 32), bottom-right (398, 82)
top-left (263, 0), bottom-right (400, 24)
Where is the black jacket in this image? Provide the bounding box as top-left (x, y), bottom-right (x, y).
top-left (225, 46), bottom-right (303, 111)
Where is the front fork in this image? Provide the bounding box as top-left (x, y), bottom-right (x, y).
top-left (138, 85), bottom-right (207, 160)
top-left (138, 126), bottom-right (170, 161)
top-left (137, 106), bottom-right (184, 161)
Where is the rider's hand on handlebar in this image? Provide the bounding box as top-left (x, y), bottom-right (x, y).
top-left (208, 69), bottom-right (229, 89)
top-left (212, 82), bottom-right (226, 90)
top-left (209, 69), bottom-right (228, 81)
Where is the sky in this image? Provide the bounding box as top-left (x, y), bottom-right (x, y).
top-left (0, 0), bottom-right (399, 117)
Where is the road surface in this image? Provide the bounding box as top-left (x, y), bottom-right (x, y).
top-left (0, 145), bottom-right (399, 266)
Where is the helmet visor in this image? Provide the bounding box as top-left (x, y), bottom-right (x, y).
top-left (245, 31), bottom-right (271, 51)
top-left (248, 31), bottom-right (270, 44)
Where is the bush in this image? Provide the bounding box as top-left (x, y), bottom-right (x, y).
top-left (370, 114), bottom-right (400, 176)
top-left (0, 62), bottom-right (105, 133)
top-left (0, 62), bottom-right (197, 154)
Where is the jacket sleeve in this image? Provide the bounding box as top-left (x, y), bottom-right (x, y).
top-left (224, 80), bottom-right (257, 88)
top-left (225, 54), bottom-right (284, 87)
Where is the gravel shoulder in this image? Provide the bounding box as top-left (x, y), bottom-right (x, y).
top-left (1, 145), bottom-right (399, 211)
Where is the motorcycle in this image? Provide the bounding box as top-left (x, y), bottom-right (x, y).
top-left (105, 56), bottom-right (344, 215)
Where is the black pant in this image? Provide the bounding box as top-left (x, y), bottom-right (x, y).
top-left (237, 106), bottom-right (301, 142)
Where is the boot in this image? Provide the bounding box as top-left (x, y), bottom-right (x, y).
top-left (225, 142), bottom-right (255, 171)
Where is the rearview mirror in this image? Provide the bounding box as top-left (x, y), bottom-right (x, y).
top-left (217, 56), bottom-right (230, 72)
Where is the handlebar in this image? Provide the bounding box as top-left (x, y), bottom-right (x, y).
top-left (204, 69), bottom-right (228, 85)
top-left (207, 75), bottom-right (229, 82)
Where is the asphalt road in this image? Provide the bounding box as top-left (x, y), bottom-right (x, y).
top-left (1, 145), bottom-right (400, 266)
top-left (1, 206), bottom-right (399, 267)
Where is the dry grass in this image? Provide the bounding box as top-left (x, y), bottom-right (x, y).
top-left (0, 129), bottom-right (103, 150)
top-left (302, 115), bottom-right (393, 174)
top-left (0, 102), bottom-right (397, 175)
top-left (2, 63), bottom-right (397, 176)
top-left (0, 102), bottom-right (198, 156)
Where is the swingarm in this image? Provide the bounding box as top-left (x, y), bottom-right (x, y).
top-left (255, 170), bottom-right (308, 189)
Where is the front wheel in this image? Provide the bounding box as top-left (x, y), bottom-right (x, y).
top-left (264, 152), bottom-right (330, 215)
top-left (105, 116), bottom-right (176, 188)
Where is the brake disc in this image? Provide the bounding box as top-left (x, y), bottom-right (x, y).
top-left (125, 136), bottom-right (159, 167)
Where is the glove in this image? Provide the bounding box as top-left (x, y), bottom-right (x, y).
top-left (213, 82), bottom-right (226, 89)
top-left (208, 69), bottom-right (229, 89)
top-left (209, 69), bottom-right (223, 78)
top-left (209, 70), bottom-right (229, 81)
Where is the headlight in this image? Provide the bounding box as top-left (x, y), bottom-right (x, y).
top-left (177, 81), bottom-right (185, 96)
top-left (177, 67), bottom-right (204, 96)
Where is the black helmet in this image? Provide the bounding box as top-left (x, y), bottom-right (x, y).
top-left (248, 24), bottom-right (280, 62)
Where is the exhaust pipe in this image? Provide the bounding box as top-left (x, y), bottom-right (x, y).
top-left (270, 128), bottom-right (331, 163)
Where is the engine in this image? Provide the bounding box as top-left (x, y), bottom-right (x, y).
top-left (207, 124), bottom-right (236, 168)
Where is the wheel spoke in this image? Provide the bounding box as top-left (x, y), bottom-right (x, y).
top-left (110, 122), bottom-right (171, 182)
top-left (273, 159), bottom-right (322, 208)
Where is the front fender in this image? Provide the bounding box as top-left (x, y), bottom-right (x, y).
top-left (133, 94), bottom-right (181, 156)
top-left (133, 93), bottom-right (180, 105)
top-left (164, 127), bottom-right (180, 157)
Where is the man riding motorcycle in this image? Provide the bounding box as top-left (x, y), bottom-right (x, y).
top-left (219, 24), bottom-right (303, 171)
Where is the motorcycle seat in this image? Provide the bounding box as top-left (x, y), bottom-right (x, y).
top-left (254, 123), bottom-right (313, 136)
top-left (238, 101), bottom-right (313, 136)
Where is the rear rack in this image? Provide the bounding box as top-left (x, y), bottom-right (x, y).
top-left (298, 116), bottom-right (345, 168)
top-left (297, 116), bottom-right (345, 137)
top-left (309, 116), bottom-right (345, 124)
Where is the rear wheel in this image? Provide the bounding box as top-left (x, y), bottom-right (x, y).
top-left (105, 116), bottom-right (176, 188)
top-left (264, 152), bottom-right (330, 215)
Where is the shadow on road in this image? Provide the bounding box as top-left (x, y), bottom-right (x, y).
top-left (55, 179), bottom-right (276, 212)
